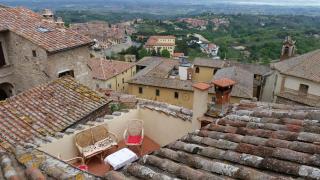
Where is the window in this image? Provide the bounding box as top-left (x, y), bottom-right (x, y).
top-left (32, 50), bottom-right (37, 57)
top-left (0, 42), bottom-right (6, 67)
top-left (299, 84), bottom-right (309, 95)
top-left (139, 87), bottom-right (143, 94)
top-left (96, 84), bottom-right (100, 89)
top-left (58, 70), bottom-right (74, 78)
top-left (156, 89), bottom-right (160, 96)
top-left (108, 84), bottom-right (112, 89)
top-left (195, 67), bottom-right (200, 73)
top-left (174, 92), bottom-right (179, 99)
top-left (122, 78), bottom-right (124, 83)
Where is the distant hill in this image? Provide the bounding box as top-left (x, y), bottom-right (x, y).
top-left (1, 0), bottom-right (320, 16)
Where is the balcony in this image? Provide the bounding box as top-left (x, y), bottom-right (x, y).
top-left (38, 107), bottom-right (193, 177)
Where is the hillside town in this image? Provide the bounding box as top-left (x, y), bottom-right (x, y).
top-left (0, 4), bottom-right (320, 180)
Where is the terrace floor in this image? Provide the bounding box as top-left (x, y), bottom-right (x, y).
top-left (73, 136), bottom-right (160, 176)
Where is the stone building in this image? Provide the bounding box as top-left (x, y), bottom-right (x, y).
top-left (0, 7), bottom-right (93, 99)
top-left (88, 58), bottom-right (136, 93)
top-left (269, 49), bottom-right (320, 107)
top-left (145, 36), bottom-right (176, 57)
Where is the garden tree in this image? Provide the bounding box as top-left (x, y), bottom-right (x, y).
top-left (138, 48), bottom-right (150, 59)
top-left (161, 49), bottom-right (171, 58)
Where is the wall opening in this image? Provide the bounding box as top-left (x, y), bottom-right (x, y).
top-left (0, 83), bottom-right (14, 100)
top-left (0, 41), bottom-right (6, 68)
top-left (299, 84), bottom-right (309, 95)
top-left (58, 70), bottom-right (74, 78)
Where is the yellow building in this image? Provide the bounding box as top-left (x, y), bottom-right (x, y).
top-left (192, 58), bottom-right (225, 82)
top-left (88, 58), bottom-right (136, 93)
top-left (128, 57), bottom-right (253, 109)
top-left (145, 36), bottom-right (176, 57)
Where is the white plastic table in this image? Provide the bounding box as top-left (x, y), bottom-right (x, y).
top-left (104, 148), bottom-right (138, 170)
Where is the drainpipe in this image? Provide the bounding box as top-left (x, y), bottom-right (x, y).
top-left (192, 82), bottom-right (211, 131)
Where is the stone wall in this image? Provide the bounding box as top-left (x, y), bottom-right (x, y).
top-left (47, 46), bottom-right (93, 89)
top-left (2, 31), bottom-right (93, 94)
top-left (5, 32), bottom-right (49, 93)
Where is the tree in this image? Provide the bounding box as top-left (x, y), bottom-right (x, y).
top-left (161, 49), bottom-right (171, 58)
top-left (138, 48), bottom-right (150, 59)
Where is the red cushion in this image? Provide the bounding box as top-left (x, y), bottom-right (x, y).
top-left (78, 165), bottom-right (88, 171)
top-left (127, 135), bottom-right (142, 144)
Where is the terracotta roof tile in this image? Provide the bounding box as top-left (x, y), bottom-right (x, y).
top-left (0, 77), bottom-right (108, 151)
top-left (192, 82), bottom-right (211, 91)
top-left (88, 58), bottom-right (135, 80)
top-left (106, 100), bottom-right (320, 179)
top-left (145, 36), bottom-right (175, 46)
top-left (212, 78), bottom-right (236, 87)
top-left (0, 7), bottom-right (92, 53)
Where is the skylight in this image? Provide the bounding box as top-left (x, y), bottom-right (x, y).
top-left (36, 27), bottom-right (51, 33)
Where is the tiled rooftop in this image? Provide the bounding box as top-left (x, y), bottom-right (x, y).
top-left (105, 100), bottom-right (320, 179)
top-left (0, 77), bottom-right (109, 152)
top-left (145, 36), bottom-right (176, 46)
top-left (214, 66), bottom-right (254, 99)
top-left (88, 58), bottom-right (135, 80)
top-left (273, 49), bottom-right (320, 82)
top-left (0, 7), bottom-right (92, 53)
top-left (193, 58), bottom-right (226, 68)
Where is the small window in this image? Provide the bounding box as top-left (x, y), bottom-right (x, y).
top-left (108, 84), bottom-right (112, 89)
top-left (195, 67), bottom-right (200, 73)
top-left (299, 84), bottom-right (309, 95)
top-left (96, 84), bottom-right (100, 89)
top-left (0, 42), bottom-right (6, 67)
top-left (122, 78), bottom-right (124, 83)
top-left (58, 70), bottom-right (74, 78)
top-left (139, 87), bottom-right (143, 94)
top-left (174, 92), bottom-right (179, 99)
top-left (32, 50), bottom-right (37, 57)
top-left (156, 89), bottom-right (160, 96)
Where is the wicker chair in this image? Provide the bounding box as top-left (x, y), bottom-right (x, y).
top-left (75, 125), bottom-right (118, 164)
top-left (123, 119), bottom-right (144, 154)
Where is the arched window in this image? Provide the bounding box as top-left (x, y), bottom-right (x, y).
top-left (195, 67), bottom-right (200, 73)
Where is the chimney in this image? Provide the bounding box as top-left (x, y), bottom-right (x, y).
top-left (192, 82), bottom-right (211, 131)
top-left (211, 78), bottom-right (236, 115)
top-left (55, 17), bottom-right (65, 28)
top-left (178, 57), bottom-right (192, 80)
top-left (41, 9), bottom-right (54, 23)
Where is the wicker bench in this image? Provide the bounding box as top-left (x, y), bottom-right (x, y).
top-left (75, 125), bottom-right (118, 164)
